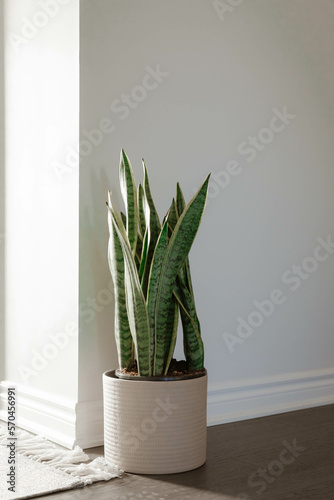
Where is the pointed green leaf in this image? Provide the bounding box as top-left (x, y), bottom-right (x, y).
top-left (146, 221), bottom-right (168, 369)
top-left (176, 183), bottom-right (194, 296)
top-left (120, 211), bottom-right (126, 229)
top-left (141, 159), bottom-right (161, 298)
top-left (177, 271), bottom-right (200, 330)
top-left (142, 159), bottom-right (160, 232)
top-left (136, 231), bottom-right (143, 262)
top-left (107, 197), bottom-right (151, 376)
top-left (153, 174), bottom-right (210, 375)
top-left (174, 276), bottom-right (203, 369)
top-left (107, 198), bottom-right (133, 369)
top-left (176, 182), bottom-right (186, 217)
top-left (139, 227), bottom-right (149, 283)
top-left (166, 198), bottom-right (178, 234)
top-left (119, 149), bottom-right (138, 255)
top-left (138, 183), bottom-right (146, 238)
top-left (175, 183), bottom-right (201, 366)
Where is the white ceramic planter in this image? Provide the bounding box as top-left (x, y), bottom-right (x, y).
top-left (103, 369), bottom-right (207, 474)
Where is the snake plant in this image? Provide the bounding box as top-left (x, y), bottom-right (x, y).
top-left (107, 149), bottom-right (210, 377)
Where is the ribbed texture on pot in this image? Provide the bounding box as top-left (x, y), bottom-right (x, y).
top-left (103, 371), bottom-right (207, 474)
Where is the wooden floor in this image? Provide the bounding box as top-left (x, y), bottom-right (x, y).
top-left (45, 404), bottom-right (334, 500)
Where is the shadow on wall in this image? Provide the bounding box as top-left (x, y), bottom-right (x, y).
top-left (0, 0), bottom-right (5, 379)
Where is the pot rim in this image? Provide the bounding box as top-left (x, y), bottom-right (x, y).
top-left (104, 368), bottom-right (207, 382)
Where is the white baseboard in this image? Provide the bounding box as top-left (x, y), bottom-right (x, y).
top-left (1, 368), bottom-right (334, 449)
top-left (0, 382), bottom-right (103, 449)
top-left (75, 399), bottom-right (104, 449)
top-left (0, 382), bottom-right (77, 448)
top-left (207, 367), bottom-right (334, 425)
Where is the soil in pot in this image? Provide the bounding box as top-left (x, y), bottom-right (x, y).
top-left (117, 358), bottom-right (206, 379)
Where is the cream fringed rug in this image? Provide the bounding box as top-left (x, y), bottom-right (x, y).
top-left (0, 426), bottom-right (122, 500)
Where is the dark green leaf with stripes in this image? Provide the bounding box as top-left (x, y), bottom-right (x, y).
top-left (119, 149), bottom-right (138, 255)
top-left (153, 174), bottom-right (210, 375)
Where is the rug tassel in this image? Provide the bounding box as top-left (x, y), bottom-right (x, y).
top-left (60, 457), bottom-right (123, 485)
top-left (0, 425), bottom-right (123, 485)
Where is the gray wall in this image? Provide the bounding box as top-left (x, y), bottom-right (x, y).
top-left (79, 0), bottom-right (334, 415)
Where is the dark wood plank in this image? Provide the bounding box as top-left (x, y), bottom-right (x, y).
top-left (251, 403), bottom-right (334, 431)
top-left (40, 404), bottom-right (334, 500)
top-left (206, 413), bottom-right (310, 468)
